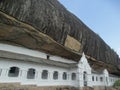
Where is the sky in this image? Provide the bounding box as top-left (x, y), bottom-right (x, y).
top-left (59, 0), bottom-right (120, 57)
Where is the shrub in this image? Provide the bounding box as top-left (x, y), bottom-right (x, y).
top-left (113, 80), bottom-right (120, 87)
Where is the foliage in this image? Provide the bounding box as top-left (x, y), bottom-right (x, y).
top-left (113, 80), bottom-right (120, 87)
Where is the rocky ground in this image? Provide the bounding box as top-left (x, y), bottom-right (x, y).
top-left (0, 83), bottom-right (78, 90)
top-left (0, 83), bottom-right (119, 90)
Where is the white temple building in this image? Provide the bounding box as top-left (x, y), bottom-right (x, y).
top-left (0, 43), bottom-right (119, 88)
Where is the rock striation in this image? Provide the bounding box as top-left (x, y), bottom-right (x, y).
top-left (0, 0), bottom-right (120, 75)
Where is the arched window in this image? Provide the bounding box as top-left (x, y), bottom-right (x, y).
top-left (27, 68), bottom-right (36, 79)
top-left (53, 71), bottom-right (58, 80)
top-left (8, 67), bottom-right (19, 77)
top-left (100, 77), bottom-right (103, 82)
top-left (42, 70), bottom-right (48, 79)
top-left (92, 76), bottom-right (94, 81)
top-left (63, 72), bottom-right (67, 80)
top-left (71, 73), bottom-right (76, 80)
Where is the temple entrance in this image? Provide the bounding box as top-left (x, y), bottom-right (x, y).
top-left (83, 71), bottom-right (87, 86)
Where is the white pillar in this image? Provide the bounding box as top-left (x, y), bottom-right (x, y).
top-left (37, 71), bottom-right (42, 81)
top-left (20, 69), bottom-right (27, 84)
top-left (48, 71), bottom-right (52, 80)
top-left (67, 73), bottom-right (71, 86)
top-left (77, 68), bottom-right (84, 88)
top-left (87, 72), bottom-right (92, 86)
top-left (69, 72), bottom-right (72, 86)
top-left (0, 68), bottom-right (9, 82)
top-left (20, 69), bottom-right (27, 79)
top-left (87, 73), bottom-right (92, 87)
top-left (59, 72), bottom-right (63, 81)
top-left (35, 70), bottom-right (38, 79)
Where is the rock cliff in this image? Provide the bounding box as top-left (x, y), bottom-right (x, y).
top-left (0, 0), bottom-right (120, 75)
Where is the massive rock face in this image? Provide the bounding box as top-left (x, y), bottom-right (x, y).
top-left (0, 0), bottom-right (120, 75)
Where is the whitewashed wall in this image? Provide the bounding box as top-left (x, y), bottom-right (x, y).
top-left (0, 43), bottom-right (119, 87)
top-left (0, 59), bottom-right (78, 87)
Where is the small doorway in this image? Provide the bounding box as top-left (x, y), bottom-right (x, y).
top-left (83, 71), bottom-right (87, 86)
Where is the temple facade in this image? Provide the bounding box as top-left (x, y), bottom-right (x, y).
top-left (0, 43), bottom-right (119, 88)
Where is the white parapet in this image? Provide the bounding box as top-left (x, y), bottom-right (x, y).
top-left (0, 43), bottom-right (47, 59)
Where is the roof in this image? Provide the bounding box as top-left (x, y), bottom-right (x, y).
top-left (0, 50), bottom-right (77, 68)
top-left (92, 69), bottom-right (104, 75)
top-left (109, 74), bottom-right (120, 78)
